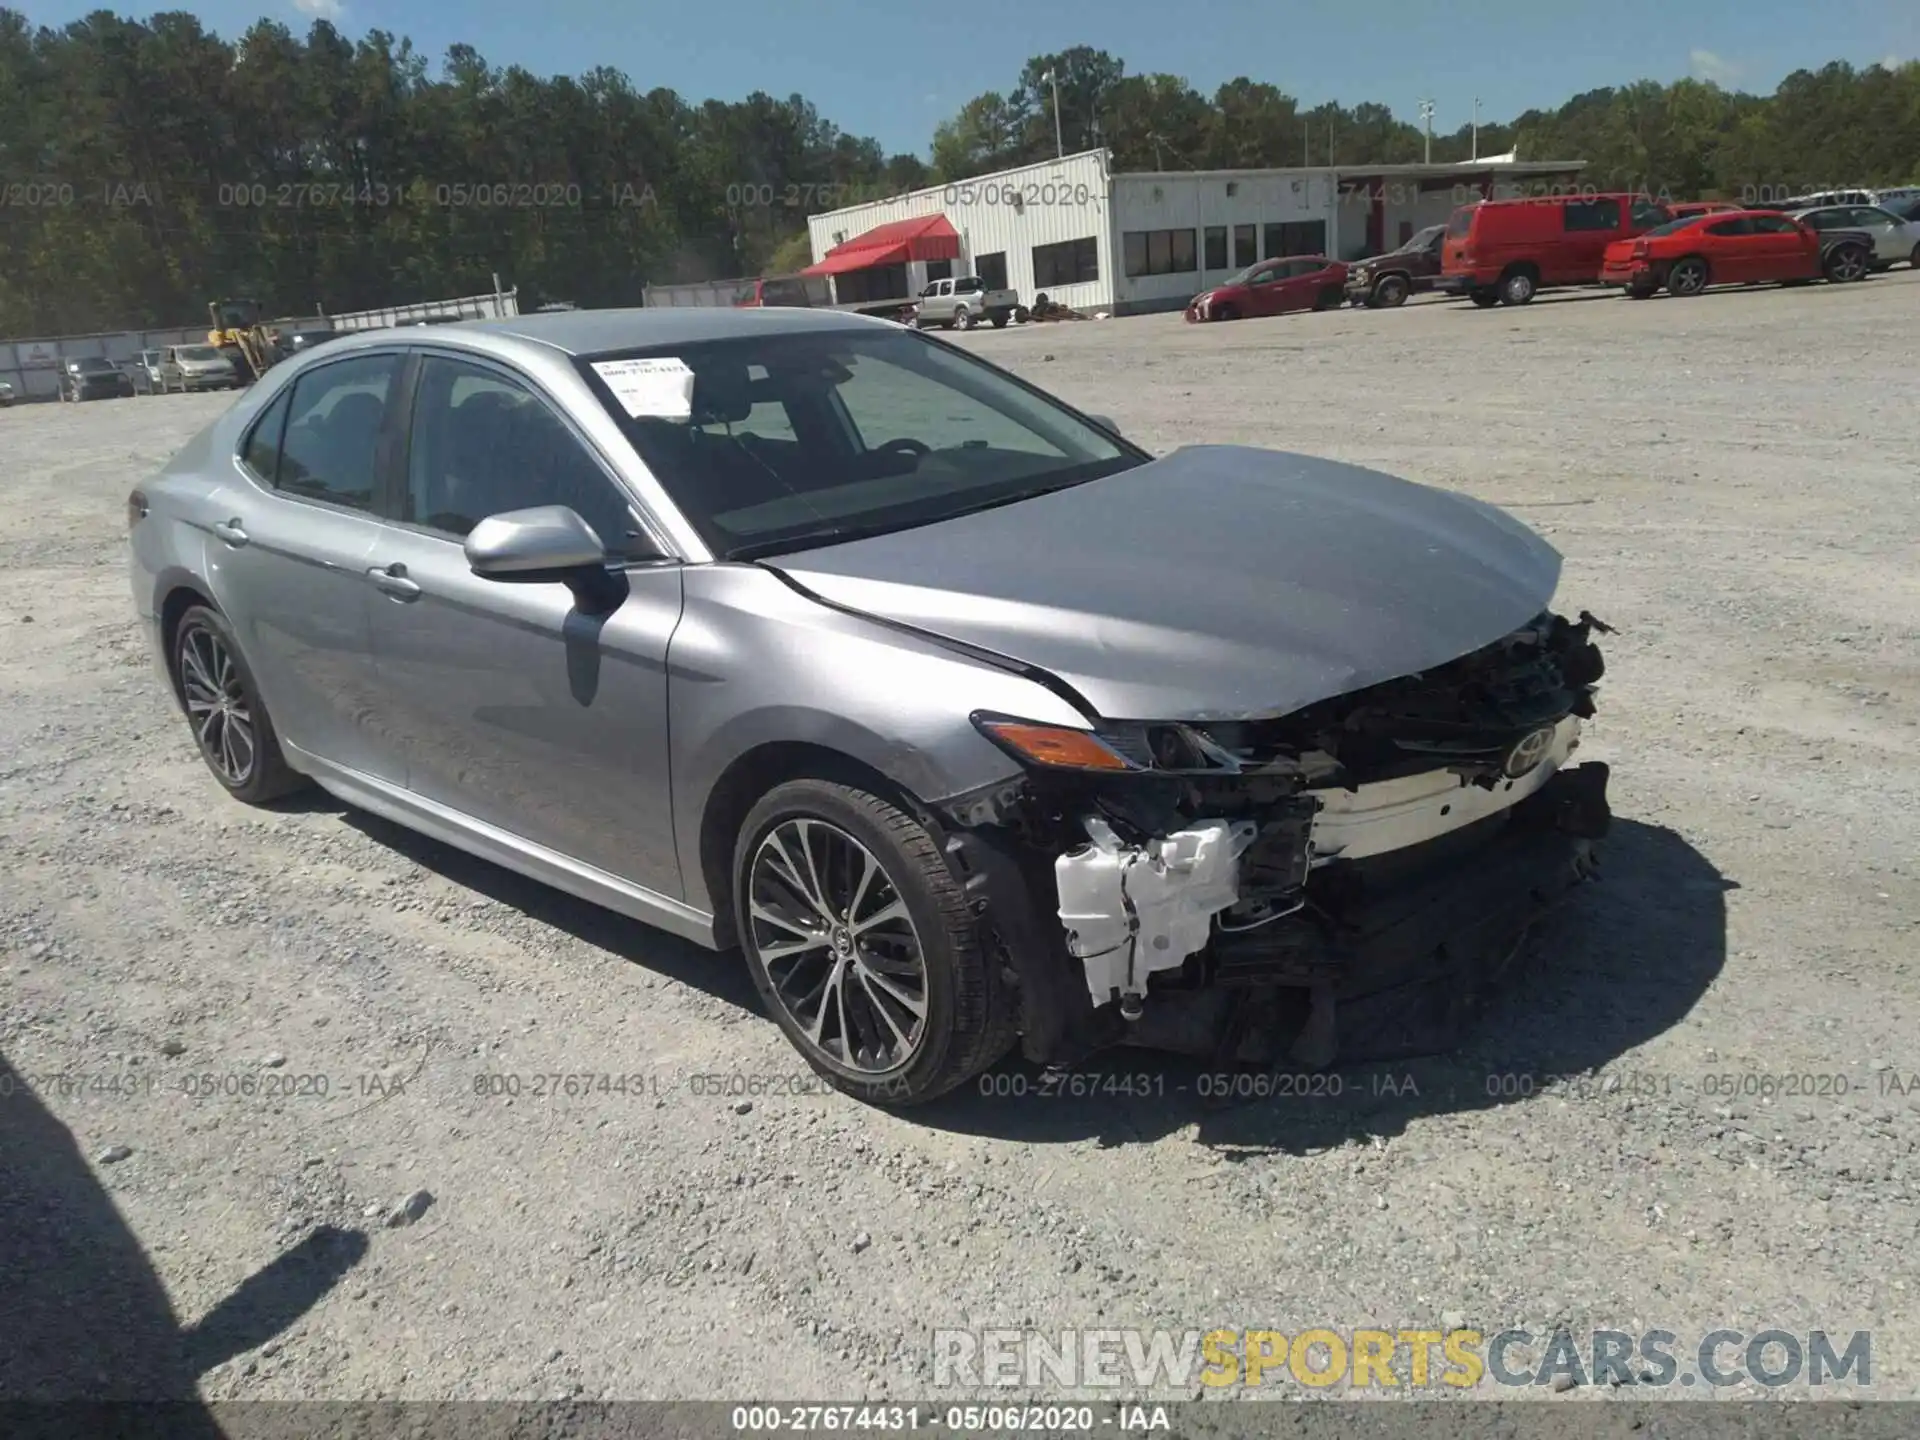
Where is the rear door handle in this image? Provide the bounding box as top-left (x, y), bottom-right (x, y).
top-left (212, 518), bottom-right (248, 547)
top-left (367, 563), bottom-right (422, 601)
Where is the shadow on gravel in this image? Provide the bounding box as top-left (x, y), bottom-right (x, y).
top-left (334, 807), bottom-right (762, 1011)
top-left (0, 1053), bottom-right (368, 1431)
top-left (921, 818), bottom-right (1730, 1151)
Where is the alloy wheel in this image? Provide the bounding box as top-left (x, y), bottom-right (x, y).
top-left (1669, 260), bottom-right (1708, 296)
top-left (178, 623), bottom-right (256, 786)
top-left (1828, 247), bottom-right (1867, 283)
top-left (746, 818), bottom-right (929, 1075)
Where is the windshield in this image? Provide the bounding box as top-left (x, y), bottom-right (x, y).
top-left (575, 328), bottom-right (1142, 558)
top-left (1639, 215), bottom-right (1711, 238)
top-left (74, 357), bottom-right (115, 373)
top-left (1401, 225), bottom-right (1444, 251)
top-left (178, 346), bottom-right (224, 362)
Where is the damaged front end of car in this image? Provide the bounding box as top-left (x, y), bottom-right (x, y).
top-left (938, 609), bottom-right (1615, 1071)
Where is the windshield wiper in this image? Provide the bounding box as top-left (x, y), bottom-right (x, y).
top-left (724, 521), bottom-right (920, 560)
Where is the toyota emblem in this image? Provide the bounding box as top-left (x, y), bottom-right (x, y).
top-left (1503, 726), bottom-right (1558, 778)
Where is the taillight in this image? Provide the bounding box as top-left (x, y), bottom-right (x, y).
top-left (1632, 239), bottom-right (1650, 257)
top-left (126, 489), bottom-right (148, 529)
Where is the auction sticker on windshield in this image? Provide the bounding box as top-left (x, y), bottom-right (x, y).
top-left (592, 356), bottom-right (694, 419)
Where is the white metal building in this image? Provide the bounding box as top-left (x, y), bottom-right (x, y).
top-left (806, 148), bottom-right (1588, 316)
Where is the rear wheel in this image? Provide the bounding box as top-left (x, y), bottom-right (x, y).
top-left (1666, 257), bottom-right (1709, 297)
top-left (1372, 274), bottom-right (1411, 307)
top-left (170, 605), bottom-right (307, 805)
top-left (1498, 268), bottom-right (1537, 305)
top-left (733, 779), bottom-right (1014, 1106)
top-left (988, 311), bottom-right (1008, 328)
top-left (1911, 242), bottom-right (1920, 269)
top-left (1823, 244), bottom-right (1868, 283)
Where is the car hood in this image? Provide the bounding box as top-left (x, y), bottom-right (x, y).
top-left (770, 445), bottom-right (1564, 722)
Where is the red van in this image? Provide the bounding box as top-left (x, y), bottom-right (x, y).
top-left (1437, 193), bottom-right (1672, 306)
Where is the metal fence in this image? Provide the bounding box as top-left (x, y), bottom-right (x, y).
top-left (323, 284), bottom-right (520, 331)
top-left (1, 284), bottom-right (521, 404)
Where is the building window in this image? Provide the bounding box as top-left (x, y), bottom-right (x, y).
top-left (925, 258), bottom-right (953, 282)
top-left (1122, 228), bottom-right (1197, 278)
top-left (1233, 224), bottom-right (1256, 268)
top-left (1203, 226), bottom-right (1227, 270)
top-left (976, 251), bottom-right (1008, 290)
top-left (1265, 220), bottom-right (1328, 258)
top-left (1032, 236), bottom-right (1100, 288)
top-left (1225, 181), bottom-right (1238, 197)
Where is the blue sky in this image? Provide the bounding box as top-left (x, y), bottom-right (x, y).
top-left (22, 0), bottom-right (1917, 159)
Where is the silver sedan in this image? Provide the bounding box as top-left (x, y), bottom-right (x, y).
top-left (128, 308), bottom-right (1614, 1104)
top-left (1793, 204), bottom-right (1920, 269)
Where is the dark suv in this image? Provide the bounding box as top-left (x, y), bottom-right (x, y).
top-left (1344, 224), bottom-right (1447, 307)
top-left (60, 356), bottom-right (134, 402)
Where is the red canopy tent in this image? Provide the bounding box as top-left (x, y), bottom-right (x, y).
top-left (802, 214), bottom-right (960, 275)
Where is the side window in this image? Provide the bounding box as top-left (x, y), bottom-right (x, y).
top-left (1629, 199), bottom-right (1668, 228)
top-left (1704, 217), bottom-right (1752, 237)
top-left (277, 353), bottom-right (400, 510)
top-left (240, 387), bottom-right (292, 483)
top-left (1749, 215), bottom-right (1798, 234)
top-left (1853, 207), bottom-right (1892, 227)
top-left (1562, 198), bottom-right (1623, 232)
top-left (955, 277), bottom-right (983, 294)
top-left (403, 356), bottom-right (644, 557)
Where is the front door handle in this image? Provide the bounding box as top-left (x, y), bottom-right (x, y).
top-left (212, 518), bottom-right (248, 547)
top-left (368, 563), bottom-right (422, 601)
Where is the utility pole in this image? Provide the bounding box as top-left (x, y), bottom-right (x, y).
top-left (1419, 99), bottom-right (1435, 164)
top-left (1471, 97), bottom-right (1481, 161)
top-left (1042, 68), bottom-right (1063, 158)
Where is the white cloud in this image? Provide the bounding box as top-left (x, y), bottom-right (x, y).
top-left (292, 0), bottom-right (344, 20)
top-left (1878, 53), bottom-right (1907, 69)
top-left (1689, 48), bottom-right (1742, 84)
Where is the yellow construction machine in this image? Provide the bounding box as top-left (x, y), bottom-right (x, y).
top-left (206, 299), bottom-right (279, 383)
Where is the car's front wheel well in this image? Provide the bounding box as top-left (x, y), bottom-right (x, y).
top-left (699, 742), bottom-right (923, 949)
top-left (158, 584), bottom-right (218, 703)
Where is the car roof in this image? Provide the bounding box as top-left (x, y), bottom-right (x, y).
top-left (460, 305), bottom-right (887, 356)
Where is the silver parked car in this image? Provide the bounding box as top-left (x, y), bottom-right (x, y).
top-left (1792, 204), bottom-right (1920, 269)
top-left (127, 309), bottom-right (1614, 1105)
top-left (158, 344), bottom-right (240, 393)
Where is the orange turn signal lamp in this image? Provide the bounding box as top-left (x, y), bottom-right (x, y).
top-left (972, 714), bottom-right (1137, 772)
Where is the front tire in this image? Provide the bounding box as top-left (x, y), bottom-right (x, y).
top-left (170, 605), bottom-right (306, 805)
top-left (733, 779), bottom-right (1013, 1106)
top-left (1372, 274), bottom-right (1411, 307)
top-left (952, 305), bottom-right (973, 331)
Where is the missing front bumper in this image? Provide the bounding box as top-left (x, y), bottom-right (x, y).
top-left (963, 762), bottom-right (1613, 1069)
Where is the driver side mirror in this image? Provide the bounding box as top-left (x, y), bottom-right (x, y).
top-left (1084, 412), bottom-right (1121, 436)
top-left (465, 504), bottom-right (642, 612)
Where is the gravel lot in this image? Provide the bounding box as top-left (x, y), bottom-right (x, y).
top-left (3, 276), bottom-right (1917, 1409)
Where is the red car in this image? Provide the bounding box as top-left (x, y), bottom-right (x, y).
top-left (1664, 200), bottom-right (1741, 220)
top-left (1185, 255), bottom-right (1349, 321)
top-left (1601, 209), bottom-right (1833, 297)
